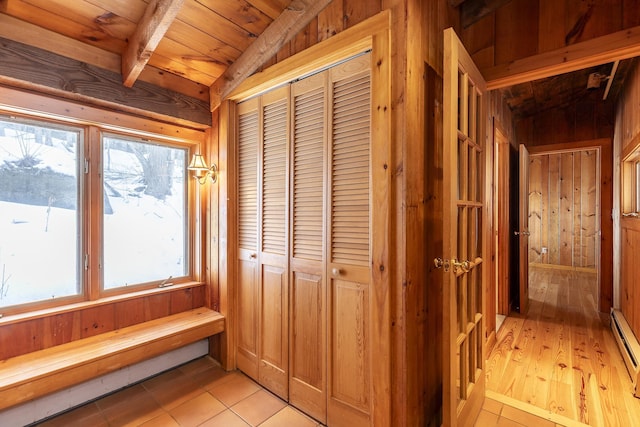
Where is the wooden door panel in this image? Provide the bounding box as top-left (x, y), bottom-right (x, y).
top-left (443, 28), bottom-right (486, 427)
top-left (289, 71), bottom-right (327, 422)
top-left (237, 257), bottom-right (258, 379)
top-left (327, 53), bottom-right (371, 427)
top-left (259, 264), bottom-right (288, 399)
top-left (290, 270), bottom-right (325, 421)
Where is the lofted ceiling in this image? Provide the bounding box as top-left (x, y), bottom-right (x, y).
top-left (0, 0), bottom-right (289, 87)
top-left (500, 59), bottom-right (635, 119)
top-left (0, 0), bottom-right (635, 125)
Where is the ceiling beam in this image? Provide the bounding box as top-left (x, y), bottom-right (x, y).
top-left (209, 0), bottom-right (333, 111)
top-left (485, 24), bottom-right (640, 90)
top-left (122, 0), bottom-right (185, 88)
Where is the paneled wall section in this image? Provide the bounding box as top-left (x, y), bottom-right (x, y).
top-left (528, 150), bottom-right (599, 269)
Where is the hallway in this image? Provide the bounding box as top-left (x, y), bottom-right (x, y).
top-left (485, 266), bottom-right (640, 426)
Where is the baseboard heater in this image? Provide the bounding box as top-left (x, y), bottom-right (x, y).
top-left (610, 308), bottom-right (640, 397)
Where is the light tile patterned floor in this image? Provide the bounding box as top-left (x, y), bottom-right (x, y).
top-left (35, 357), bottom-right (319, 427)
top-left (35, 356), bottom-right (569, 426)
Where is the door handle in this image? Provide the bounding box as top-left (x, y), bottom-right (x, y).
top-left (434, 257), bottom-right (450, 272)
top-left (452, 259), bottom-right (470, 273)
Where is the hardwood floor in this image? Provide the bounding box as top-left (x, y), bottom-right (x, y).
top-left (486, 265), bottom-right (640, 427)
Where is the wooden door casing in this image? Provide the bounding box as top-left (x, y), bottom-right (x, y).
top-left (518, 144), bottom-right (530, 314)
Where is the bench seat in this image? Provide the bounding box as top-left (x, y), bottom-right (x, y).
top-left (0, 307), bottom-right (224, 411)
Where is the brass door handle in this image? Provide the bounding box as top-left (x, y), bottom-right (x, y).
top-left (434, 257), bottom-right (450, 272)
top-left (452, 259), bottom-right (470, 273)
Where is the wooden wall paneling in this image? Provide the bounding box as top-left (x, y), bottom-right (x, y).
top-left (42, 312), bottom-right (81, 348)
top-left (317, 0), bottom-right (344, 41)
top-left (559, 153), bottom-right (574, 266)
top-left (529, 155), bottom-right (542, 264)
top-left (623, 0), bottom-right (640, 28)
top-left (621, 219), bottom-right (640, 337)
top-left (548, 155), bottom-right (560, 264)
top-left (144, 293), bottom-right (171, 321)
top-left (582, 150), bottom-right (597, 268)
top-left (404, 0), bottom-right (426, 425)
top-left (192, 284), bottom-right (206, 310)
top-left (538, 0), bottom-right (566, 52)
top-left (494, 0), bottom-right (539, 65)
top-left (80, 304), bottom-right (115, 339)
top-left (540, 155), bottom-right (550, 264)
top-left (115, 299), bottom-right (146, 329)
top-left (423, 63), bottom-right (444, 426)
top-left (462, 13), bottom-right (495, 71)
top-left (572, 152), bottom-right (583, 268)
top-left (170, 288), bottom-right (193, 314)
top-left (344, 0), bottom-right (382, 29)
top-left (600, 141), bottom-right (613, 311)
top-left (563, 0), bottom-right (622, 45)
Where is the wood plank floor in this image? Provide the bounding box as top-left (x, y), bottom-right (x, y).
top-left (486, 265), bottom-right (640, 427)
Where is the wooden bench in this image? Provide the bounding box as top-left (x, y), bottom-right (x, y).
top-left (0, 307), bottom-right (224, 411)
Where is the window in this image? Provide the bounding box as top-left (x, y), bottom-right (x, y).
top-left (0, 118), bottom-right (81, 307)
top-left (0, 114), bottom-right (200, 314)
top-left (102, 136), bottom-right (188, 290)
top-left (622, 144), bottom-right (640, 218)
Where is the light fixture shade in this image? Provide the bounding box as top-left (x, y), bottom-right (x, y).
top-left (188, 154), bottom-right (209, 171)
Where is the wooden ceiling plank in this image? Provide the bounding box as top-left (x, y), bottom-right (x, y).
top-left (245, 0), bottom-right (290, 20)
top-left (122, 0), bottom-right (185, 87)
top-left (1, 0), bottom-right (127, 53)
top-left (209, 0), bottom-right (333, 111)
top-left (196, 0), bottom-right (274, 36)
top-left (485, 24), bottom-right (640, 90)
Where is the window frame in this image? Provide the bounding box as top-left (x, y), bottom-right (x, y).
top-left (622, 140), bottom-right (640, 218)
top-left (0, 97), bottom-right (207, 317)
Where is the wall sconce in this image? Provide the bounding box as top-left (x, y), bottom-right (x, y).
top-left (188, 154), bottom-right (218, 185)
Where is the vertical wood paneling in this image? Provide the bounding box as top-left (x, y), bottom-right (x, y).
top-left (0, 286), bottom-right (209, 360)
top-left (529, 156), bottom-right (542, 263)
top-left (80, 305), bottom-right (115, 338)
top-left (529, 149), bottom-right (599, 270)
top-left (548, 155), bottom-right (560, 264)
top-left (559, 153), bottom-right (574, 266)
top-left (494, 0), bottom-right (539, 65)
top-left (317, 0), bottom-right (344, 41)
top-left (540, 155), bottom-right (550, 264)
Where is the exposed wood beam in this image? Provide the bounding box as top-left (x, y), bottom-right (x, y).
top-left (484, 25), bottom-right (640, 90)
top-left (0, 13), bottom-right (208, 102)
top-left (209, 0), bottom-right (333, 111)
top-left (0, 36), bottom-right (211, 128)
top-left (122, 0), bottom-right (185, 87)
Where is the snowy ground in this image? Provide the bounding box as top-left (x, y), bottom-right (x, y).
top-left (0, 128), bottom-right (186, 308)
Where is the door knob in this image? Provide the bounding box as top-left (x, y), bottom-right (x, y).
top-left (452, 259), bottom-right (470, 273)
top-left (332, 267), bottom-right (342, 276)
top-left (434, 258), bottom-right (450, 272)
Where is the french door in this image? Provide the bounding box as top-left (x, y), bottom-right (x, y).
top-left (442, 27), bottom-right (488, 427)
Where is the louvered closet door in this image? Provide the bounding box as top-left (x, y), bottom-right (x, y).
top-left (326, 53), bottom-right (372, 427)
top-left (236, 98), bottom-right (260, 380)
top-left (289, 72), bottom-right (327, 423)
top-left (258, 86), bottom-right (290, 399)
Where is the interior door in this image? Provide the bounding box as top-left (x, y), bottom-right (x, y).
top-left (442, 27), bottom-right (487, 427)
top-left (517, 144), bottom-right (530, 314)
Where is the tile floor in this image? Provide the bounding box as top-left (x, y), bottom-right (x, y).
top-left (34, 356), bottom-right (568, 427)
top-left (35, 357), bottom-right (319, 427)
